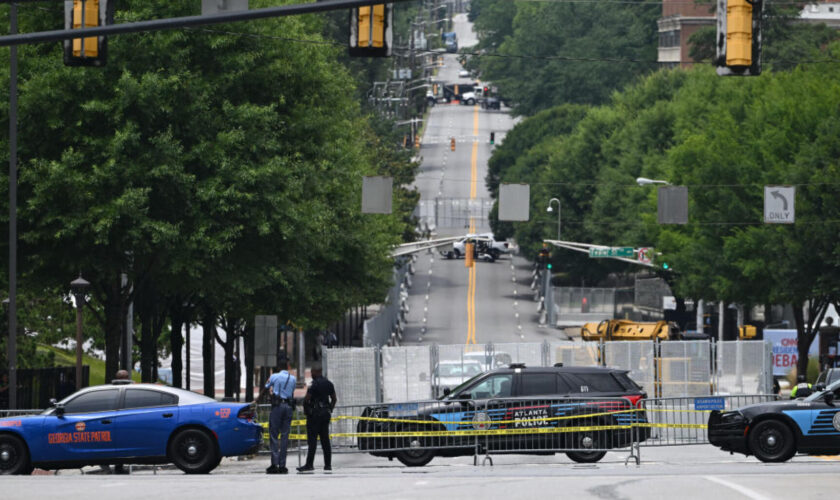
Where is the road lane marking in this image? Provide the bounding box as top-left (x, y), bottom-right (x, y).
top-left (704, 476), bottom-right (771, 500)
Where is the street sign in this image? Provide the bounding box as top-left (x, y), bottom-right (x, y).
top-left (362, 176), bottom-right (393, 214)
top-left (637, 247), bottom-right (653, 264)
top-left (764, 185), bottom-right (795, 224)
top-left (694, 397), bottom-right (725, 411)
top-left (589, 247), bottom-right (634, 258)
top-left (657, 186), bottom-right (688, 224)
top-left (254, 315), bottom-right (278, 367)
top-left (499, 183), bottom-right (530, 221)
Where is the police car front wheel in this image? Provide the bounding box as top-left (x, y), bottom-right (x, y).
top-left (0, 434), bottom-right (32, 475)
top-left (169, 428), bottom-right (219, 474)
top-left (748, 420), bottom-right (796, 463)
top-left (395, 449), bottom-right (434, 467)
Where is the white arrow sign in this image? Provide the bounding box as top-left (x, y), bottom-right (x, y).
top-left (764, 186), bottom-right (795, 224)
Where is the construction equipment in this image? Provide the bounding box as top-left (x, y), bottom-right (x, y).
top-left (581, 319), bottom-right (678, 342)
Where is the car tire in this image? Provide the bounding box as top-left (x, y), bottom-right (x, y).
top-left (169, 428), bottom-right (219, 474)
top-left (748, 420), bottom-right (796, 463)
top-left (453, 249), bottom-right (461, 259)
top-left (0, 434), bottom-right (31, 475)
top-left (467, 99), bottom-right (475, 105)
top-left (446, 251), bottom-right (455, 260)
top-left (395, 449), bottom-right (435, 467)
top-left (566, 450), bottom-right (607, 463)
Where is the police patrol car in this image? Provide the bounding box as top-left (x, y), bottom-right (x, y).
top-left (0, 382), bottom-right (262, 475)
top-left (708, 378), bottom-right (840, 462)
top-left (358, 364), bottom-right (648, 466)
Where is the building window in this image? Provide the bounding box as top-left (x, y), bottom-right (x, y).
top-left (659, 30), bottom-right (680, 48)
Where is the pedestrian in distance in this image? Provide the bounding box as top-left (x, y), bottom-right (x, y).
top-left (260, 362), bottom-right (296, 474)
top-left (297, 364), bottom-right (337, 473)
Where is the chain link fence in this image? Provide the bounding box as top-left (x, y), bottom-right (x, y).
top-left (658, 340), bottom-right (713, 397)
top-left (604, 341), bottom-right (656, 395)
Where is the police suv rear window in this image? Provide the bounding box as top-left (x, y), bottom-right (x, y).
top-left (520, 373), bottom-right (556, 396)
top-left (612, 373), bottom-right (643, 391)
top-left (565, 373), bottom-right (623, 393)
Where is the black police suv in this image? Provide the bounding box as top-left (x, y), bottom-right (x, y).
top-left (708, 378), bottom-right (840, 462)
top-left (358, 364), bottom-right (648, 466)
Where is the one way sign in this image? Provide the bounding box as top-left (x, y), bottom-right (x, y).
top-left (764, 186), bottom-right (795, 224)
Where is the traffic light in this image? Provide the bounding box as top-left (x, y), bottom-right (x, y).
top-left (490, 132), bottom-right (495, 145)
top-left (662, 262), bottom-right (670, 270)
top-left (349, 4), bottom-right (392, 57)
top-left (715, 0), bottom-right (763, 76)
top-left (64, 0), bottom-right (113, 67)
top-left (483, 86), bottom-right (489, 94)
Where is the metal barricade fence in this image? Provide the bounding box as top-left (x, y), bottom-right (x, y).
top-left (638, 394), bottom-right (778, 448)
top-left (382, 345), bottom-right (433, 402)
top-left (716, 341), bottom-right (773, 395)
top-left (657, 340), bottom-right (712, 397)
top-left (549, 341), bottom-right (601, 367)
top-left (256, 394), bottom-right (782, 466)
top-left (604, 341), bottom-right (656, 396)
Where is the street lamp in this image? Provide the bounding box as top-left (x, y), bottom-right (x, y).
top-left (546, 198), bottom-right (561, 240)
top-left (70, 275), bottom-right (90, 391)
top-left (636, 177), bottom-right (670, 186)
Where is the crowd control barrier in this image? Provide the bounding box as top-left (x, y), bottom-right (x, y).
top-left (257, 394), bottom-right (780, 467)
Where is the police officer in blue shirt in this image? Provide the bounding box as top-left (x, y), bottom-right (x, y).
top-left (261, 362), bottom-right (296, 474)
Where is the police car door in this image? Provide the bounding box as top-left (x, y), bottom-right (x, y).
top-left (46, 388), bottom-right (122, 462)
top-left (463, 373), bottom-right (514, 450)
top-left (116, 388), bottom-right (180, 457)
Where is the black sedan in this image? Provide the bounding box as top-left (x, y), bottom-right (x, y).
top-left (708, 379), bottom-right (840, 462)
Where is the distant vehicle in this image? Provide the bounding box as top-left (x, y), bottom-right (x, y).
top-left (458, 69), bottom-right (470, 78)
top-left (0, 383), bottom-right (262, 475)
top-left (445, 233), bottom-right (510, 261)
top-left (443, 32), bottom-right (458, 53)
top-left (708, 379), bottom-right (840, 462)
top-left (482, 97), bottom-right (501, 110)
top-left (358, 364), bottom-right (649, 466)
top-left (434, 360), bottom-right (484, 396)
top-left (463, 351), bottom-right (513, 371)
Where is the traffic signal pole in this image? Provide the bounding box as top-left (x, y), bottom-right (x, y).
top-left (0, 0), bottom-right (417, 47)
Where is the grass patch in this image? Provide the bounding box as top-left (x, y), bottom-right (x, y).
top-left (36, 345), bottom-right (141, 386)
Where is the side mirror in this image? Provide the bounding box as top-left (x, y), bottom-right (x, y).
top-left (54, 403), bottom-right (65, 416)
top-left (815, 384), bottom-right (826, 392)
top-left (825, 392), bottom-right (835, 406)
top-left (443, 387), bottom-right (451, 396)
top-left (48, 398), bottom-right (57, 407)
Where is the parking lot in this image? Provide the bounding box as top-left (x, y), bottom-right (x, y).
top-left (4, 446), bottom-right (838, 500)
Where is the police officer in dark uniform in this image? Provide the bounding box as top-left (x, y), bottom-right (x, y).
top-left (297, 364), bottom-right (336, 472)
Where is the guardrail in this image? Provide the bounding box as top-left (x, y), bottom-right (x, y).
top-left (257, 394), bottom-right (780, 466)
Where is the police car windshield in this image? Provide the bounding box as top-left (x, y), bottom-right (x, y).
top-left (805, 378), bottom-right (840, 402)
top-left (441, 372), bottom-right (485, 400)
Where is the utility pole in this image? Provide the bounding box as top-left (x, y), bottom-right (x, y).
top-left (7, 3), bottom-right (18, 410)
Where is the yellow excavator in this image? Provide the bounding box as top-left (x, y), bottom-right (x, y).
top-left (581, 319), bottom-right (679, 341)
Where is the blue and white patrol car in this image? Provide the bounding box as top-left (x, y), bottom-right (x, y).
top-left (709, 378), bottom-right (840, 462)
top-left (0, 382), bottom-right (262, 475)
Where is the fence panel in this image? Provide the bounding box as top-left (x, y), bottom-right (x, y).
top-left (549, 342), bottom-right (601, 368)
top-left (604, 341), bottom-right (656, 395)
top-left (382, 345), bottom-right (433, 402)
top-left (433, 344), bottom-right (488, 397)
top-left (716, 340), bottom-right (773, 395)
top-left (658, 341), bottom-right (712, 397)
top-left (639, 395), bottom-right (778, 447)
top-left (491, 342), bottom-right (543, 369)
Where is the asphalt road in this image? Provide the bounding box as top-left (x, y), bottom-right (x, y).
top-left (6, 446), bottom-right (839, 499)
top-left (405, 14), bottom-right (558, 349)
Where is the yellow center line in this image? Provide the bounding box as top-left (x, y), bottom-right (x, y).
top-left (466, 105), bottom-right (479, 347)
